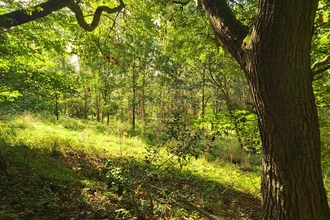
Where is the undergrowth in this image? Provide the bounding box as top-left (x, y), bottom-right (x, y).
top-left (0, 112), bottom-right (263, 219)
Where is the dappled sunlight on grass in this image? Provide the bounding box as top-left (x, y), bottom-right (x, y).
top-left (0, 113), bottom-right (264, 219)
top-left (3, 113), bottom-right (147, 158)
top-left (188, 157), bottom-right (261, 196)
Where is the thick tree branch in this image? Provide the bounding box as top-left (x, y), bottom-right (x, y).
top-left (171, 0), bottom-right (191, 6)
top-left (314, 65), bottom-right (330, 75)
top-left (0, 0), bottom-right (125, 31)
top-left (311, 54), bottom-right (330, 79)
top-left (312, 54), bottom-right (330, 71)
top-left (0, 0), bottom-right (71, 28)
top-left (199, 0), bottom-right (248, 65)
top-left (67, 0), bottom-right (125, 32)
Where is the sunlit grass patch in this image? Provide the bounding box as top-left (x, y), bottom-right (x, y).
top-left (187, 157), bottom-right (261, 196)
top-left (0, 112), bottom-right (264, 219)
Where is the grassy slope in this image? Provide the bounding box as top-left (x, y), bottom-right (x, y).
top-left (0, 113), bottom-right (264, 219)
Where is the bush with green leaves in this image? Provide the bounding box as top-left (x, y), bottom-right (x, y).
top-left (161, 110), bottom-right (206, 167)
top-left (202, 109), bottom-right (261, 154)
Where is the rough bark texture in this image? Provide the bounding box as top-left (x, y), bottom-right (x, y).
top-left (246, 1), bottom-right (330, 219)
top-left (201, 0), bottom-right (330, 219)
top-left (200, 0), bottom-right (248, 63)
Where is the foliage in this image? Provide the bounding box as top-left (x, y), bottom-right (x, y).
top-left (2, 0), bottom-right (330, 218)
top-left (162, 110), bottom-right (206, 165)
top-left (0, 0), bottom-right (259, 160)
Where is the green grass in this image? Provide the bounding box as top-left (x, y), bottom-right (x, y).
top-left (0, 112), bottom-right (262, 219)
top-left (2, 113), bottom-right (330, 219)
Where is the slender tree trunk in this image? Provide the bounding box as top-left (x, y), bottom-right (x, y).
top-left (106, 114), bottom-right (110, 126)
top-left (55, 92), bottom-right (59, 121)
top-left (63, 93), bottom-right (67, 115)
top-left (201, 65), bottom-right (206, 117)
top-left (141, 81), bottom-right (146, 124)
top-left (120, 87), bottom-right (125, 123)
top-left (132, 66), bottom-right (137, 130)
top-left (96, 92), bottom-right (101, 122)
top-left (84, 88), bottom-right (88, 119)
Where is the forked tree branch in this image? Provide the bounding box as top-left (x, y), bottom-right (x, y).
top-left (0, 0), bottom-right (125, 31)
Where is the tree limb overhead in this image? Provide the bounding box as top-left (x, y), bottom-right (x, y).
top-left (311, 54), bottom-right (330, 78)
top-left (67, 0), bottom-right (125, 32)
top-left (312, 54), bottom-right (330, 71)
top-left (0, 0), bottom-right (125, 31)
top-left (0, 0), bottom-right (71, 28)
top-left (199, 0), bottom-right (249, 65)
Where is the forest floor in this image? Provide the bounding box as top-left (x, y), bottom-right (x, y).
top-left (0, 113), bottom-right (262, 219)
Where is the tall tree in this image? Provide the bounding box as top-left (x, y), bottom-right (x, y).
top-left (199, 0), bottom-right (330, 219)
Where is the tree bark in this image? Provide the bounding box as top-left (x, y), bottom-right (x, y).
top-left (0, 0), bottom-right (70, 28)
top-left (246, 1), bottom-right (330, 219)
top-left (201, 0), bottom-right (330, 219)
top-left (0, 0), bottom-right (125, 31)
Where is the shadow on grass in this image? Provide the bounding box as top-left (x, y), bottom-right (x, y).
top-left (0, 142), bottom-right (261, 220)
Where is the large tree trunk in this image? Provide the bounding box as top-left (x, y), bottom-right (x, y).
top-left (201, 0), bottom-right (330, 219)
top-left (245, 1), bottom-right (330, 219)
